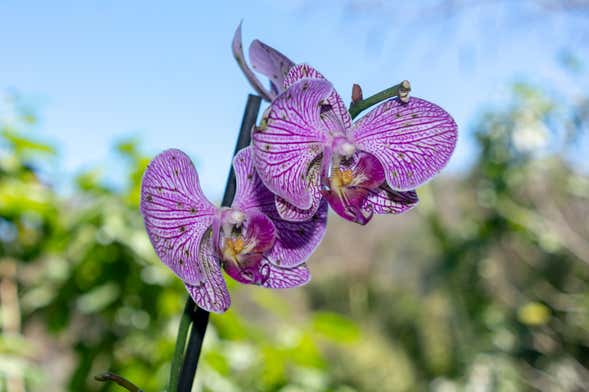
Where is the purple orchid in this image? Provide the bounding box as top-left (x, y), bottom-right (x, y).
top-left (140, 146), bottom-right (327, 313)
top-left (252, 64), bottom-right (458, 225)
top-left (232, 22), bottom-right (295, 102)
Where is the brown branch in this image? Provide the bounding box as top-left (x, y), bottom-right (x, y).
top-left (95, 372), bottom-right (144, 392)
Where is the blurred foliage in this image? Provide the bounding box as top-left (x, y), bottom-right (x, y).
top-left (0, 93), bottom-right (360, 392)
top-left (306, 75), bottom-right (589, 390)
top-left (1, 72), bottom-right (589, 391)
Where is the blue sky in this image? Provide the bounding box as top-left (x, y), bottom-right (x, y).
top-left (1, 1), bottom-right (587, 200)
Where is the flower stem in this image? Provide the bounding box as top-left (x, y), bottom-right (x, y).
top-left (171, 94), bottom-right (262, 392)
top-left (348, 80), bottom-right (411, 119)
top-left (177, 304), bottom-right (209, 391)
top-left (168, 299), bottom-right (193, 391)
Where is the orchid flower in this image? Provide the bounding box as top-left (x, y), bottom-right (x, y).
top-left (252, 64), bottom-right (458, 225)
top-left (232, 22), bottom-right (295, 102)
top-left (140, 146), bottom-right (327, 313)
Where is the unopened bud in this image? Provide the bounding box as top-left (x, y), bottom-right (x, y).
top-left (351, 84), bottom-right (363, 103)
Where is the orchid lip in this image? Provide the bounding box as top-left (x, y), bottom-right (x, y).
top-left (345, 204), bottom-right (373, 225)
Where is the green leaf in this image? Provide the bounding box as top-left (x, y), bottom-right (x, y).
top-left (76, 282), bottom-right (120, 313)
top-left (1, 129), bottom-right (55, 154)
top-left (311, 312), bottom-right (359, 344)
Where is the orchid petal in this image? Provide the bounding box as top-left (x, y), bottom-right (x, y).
top-left (233, 147), bottom-right (328, 267)
top-left (284, 63), bottom-right (324, 88)
top-left (184, 229), bottom-right (231, 313)
top-left (266, 198), bottom-right (328, 266)
top-left (274, 192), bottom-right (320, 222)
top-left (249, 39), bottom-right (294, 95)
top-left (365, 185), bottom-right (419, 215)
top-left (252, 79), bottom-right (332, 209)
top-left (140, 149), bottom-right (217, 285)
top-left (232, 147), bottom-right (274, 212)
top-left (263, 262), bottom-right (311, 288)
top-left (274, 157), bottom-right (323, 222)
top-left (352, 97), bottom-right (458, 191)
top-left (232, 22), bottom-right (273, 101)
top-left (285, 64), bottom-right (352, 129)
top-left (225, 258), bottom-right (310, 288)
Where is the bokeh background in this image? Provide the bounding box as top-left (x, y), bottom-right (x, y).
top-left (1, 1), bottom-right (588, 391)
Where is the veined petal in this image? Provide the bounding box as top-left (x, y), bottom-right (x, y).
top-left (266, 198), bottom-right (328, 266)
top-left (284, 63), bottom-right (324, 88)
top-left (364, 185), bottom-right (419, 215)
top-left (249, 39), bottom-right (294, 95)
top-left (252, 78), bottom-right (332, 209)
top-left (184, 229), bottom-right (231, 313)
top-left (232, 146), bottom-right (274, 212)
top-left (225, 258), bottom-right (311, 289)
top-left (232, 22), bottom-right (273, 101)
top-left (232, 147), bottom-right (328, 267)
top-left (140, 149), bottom-right (217, 285)
top-left (263, 262), bottom-right (311, 288)
top-left (274, 156), bottom-right (323, 222)
top-left (285, 64), bottom-right (352, 129)
top-left (352, 97), bottom-right (458, 191)
top-left (275, 192), bottom-right (320, 222)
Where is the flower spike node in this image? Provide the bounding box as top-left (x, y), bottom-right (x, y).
top-left (349, 79), bottom-right (414, 119)
top-left (399, 80), bottom-right (411, 103)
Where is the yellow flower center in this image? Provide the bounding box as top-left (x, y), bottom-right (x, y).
top-left (224, 237), bottom-right (245, 257)
top-left (332, 169), bottom-right (354, 188)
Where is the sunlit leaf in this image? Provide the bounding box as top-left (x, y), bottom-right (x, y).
top-left (1, 129), bottom-right (55, 154)
top-left (311, 312), bottom-right (359, 344)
